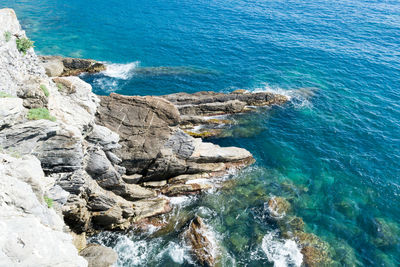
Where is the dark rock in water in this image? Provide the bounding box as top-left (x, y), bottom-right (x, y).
top-left (372, 217), bottom-right (400, 248)
top-left (79, 244), bottom-right (118, 267)
top-left (40, 55), bottom-right (106, 77)
top-left (185, 216), bottom-right (217, 267)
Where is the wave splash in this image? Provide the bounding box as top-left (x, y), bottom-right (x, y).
top-left (261, 231), bottom-right (303, 267)
top-left (101, 61), bottom-right (140, 80)
top-left (251, 83), bottom-right (316, 109)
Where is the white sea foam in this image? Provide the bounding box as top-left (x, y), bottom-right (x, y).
top-left (92, 232), bottom-right (162, 266)
top-left (102, 61), bottom-right (140, 80)
top-left (251, 83), bottom-right (316, 109)
top-left (261, 231), bottom-right (303, 267)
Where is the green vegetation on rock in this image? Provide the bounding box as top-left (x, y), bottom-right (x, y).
top-left (0, 92), bottom-right (13, 98)
top-left (16, 37), bottom-right (34, 55)
top-left (40, 84), bottom-right (49, 97)
top-left (56, 83), bottom-right (64, 91)
top-left (4, 31), bottom-right (11, 42)
top-left (44, 196), bottom-right (53, 208)
top-left (27, 108), bottom-right (56, 121)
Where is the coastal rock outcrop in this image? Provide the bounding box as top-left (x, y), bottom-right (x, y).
top-left (162, 90), bottom-right (288, 137)
top-left (96, 93), bottom-right (254, 185)
top-left (40, 55), bottom-right (106, 77)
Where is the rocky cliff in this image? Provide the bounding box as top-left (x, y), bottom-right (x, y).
top-left (0, 7), bottom-right (288, 266)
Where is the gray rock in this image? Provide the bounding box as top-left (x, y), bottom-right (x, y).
top-left (0, 120), bottom-right (84, 172)
top-left (79, 244), bottom-right (117, 267)
top-left (87, 124), bottom-right (120, 151)
top-left (49, 76), bottom-right (99, 132)
top-left (96, 94), bottom-right (255, 183)
top-left (0, 97), bottom-right (26, 128)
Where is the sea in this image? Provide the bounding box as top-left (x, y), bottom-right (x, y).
top-left (3, 0), bottom-right (400, 266)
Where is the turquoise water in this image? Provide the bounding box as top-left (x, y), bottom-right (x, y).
top-left (5, 0), bottom-right (400, 265)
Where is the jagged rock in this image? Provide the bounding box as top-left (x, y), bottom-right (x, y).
top-left (0, 120), bottom-right (84, 172)
top-left (85, 146), bottom-right (156, 200)
top-left (185, 216), bottom-right (217, 267)
top-left (0, 153), bottom-right (87, 266)
top-left (49, 76), bottom-right (99, 132)
top-left (162, 91), bottom-right (288, 116)
top-left (40, 55), bottom-right (106, 77)
top-left (79, 244), bottom-right (118, 267)
top-left (0, 97), bottom-right (26, 128)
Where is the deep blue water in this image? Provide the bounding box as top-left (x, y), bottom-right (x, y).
top-left (4, 0), bottom-right (400, 265)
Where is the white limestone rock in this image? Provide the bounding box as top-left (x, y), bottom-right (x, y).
top-left (0, 153), bottom-right (87, 267)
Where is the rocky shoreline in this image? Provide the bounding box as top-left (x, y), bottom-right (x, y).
top-left (0, 8), bottom-right (293, 266)
top-left (0, 7), bottom-right (335, 267)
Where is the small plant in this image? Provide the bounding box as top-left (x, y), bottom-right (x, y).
top-left (27, 108), bottom-right (56, 121)
top-left (40, 84), bottom-right (49, 97)
top-left (16, 37), bottom-right (34, 55)
top-left (4, 31), bottom-right (11, 42)
top-left (56, 83), bottom-right (64, 91)
top-left (44, 196), bottom-right (53, 208)
top-left (0, 92), bottom-right (13, 98)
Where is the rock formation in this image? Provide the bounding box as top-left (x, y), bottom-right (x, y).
top-left (0, 7), bottom-right (291, 266)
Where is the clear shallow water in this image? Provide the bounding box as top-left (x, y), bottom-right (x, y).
top-left (5, 0), bottom-right (400, 265)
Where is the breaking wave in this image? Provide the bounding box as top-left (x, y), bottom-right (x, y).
top-left (101, 61), bottom-right (140, 80)
top-left (251, 83), bottom-right (316, 109)
top-left (261, 231), bottom-right (303, 267)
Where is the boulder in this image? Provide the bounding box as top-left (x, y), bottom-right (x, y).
top-left (79, 244), bottom-right (118, 267)
top-left (97, 94), bottom-right (254, 183)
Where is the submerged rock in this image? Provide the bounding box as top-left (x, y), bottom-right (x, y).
top-left (266, 196), bottom-right (291, 219)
